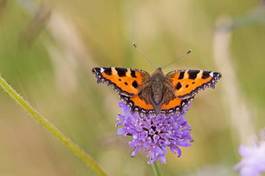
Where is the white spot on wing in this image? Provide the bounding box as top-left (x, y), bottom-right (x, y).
top-left (184, 71), bottom-right (189, 79)
top-left (111, 67), bottom-right (117, 75)
top-left (197, 70), bottom-right (203, 78)
top-left (126, 69), bottom-right (131, 76)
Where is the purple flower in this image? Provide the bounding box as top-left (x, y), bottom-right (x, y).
top-left (116, 102), bottom-right (193, 164)
top-left (235, 131), bottom-right (265, 176)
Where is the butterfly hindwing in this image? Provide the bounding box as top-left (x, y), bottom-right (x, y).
top-left (92, 67), bottom-right (149, 96)
top-left (120, 95), bottom-right (153, 112)
top-left (121, 94), bottom-right (193, 114)
top-left (161, 97), bottom-right (193, 113)
top-left (166, 69), bottom-right (222, 99)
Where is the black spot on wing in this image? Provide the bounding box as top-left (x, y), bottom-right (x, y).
top-left (178, 71), bottom-right (185, 79)
top-left (115, 67), bottom-right (127, 77)
top-left (131, 70), bottom-right (137, 78)
top-left (202, 71), bottom-right (210, 79)
top-left (132, 80), bottom-right (138, 88)
top-left (103, 67), bottom-right (112, 75)
top-left (176, 82), bottom-right (182, 90)
top-left (188, 70), bottom-right (200, 80)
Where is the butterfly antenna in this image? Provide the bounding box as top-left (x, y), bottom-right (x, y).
top-left (162, 49), bottom-right (192, 69)
top-left (132, 43), bottom-right (156, 69)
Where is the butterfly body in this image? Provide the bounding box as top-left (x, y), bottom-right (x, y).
top-left (92, 67), bottom-right (221, 114)
top-left (137, 68), bottom-right (175, 113)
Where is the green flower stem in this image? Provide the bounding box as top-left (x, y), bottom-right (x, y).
top-left (151, 162), bottom-right (162, 176)
top-left (0, 76), bottom-right (107, 176)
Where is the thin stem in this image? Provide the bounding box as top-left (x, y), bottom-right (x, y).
top-left (151, 162), bottom-right (162, 176)
top-left (0, 76), bottom-right (107, 176)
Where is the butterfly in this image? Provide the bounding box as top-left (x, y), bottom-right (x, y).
top-left (92, 67), bottom-right (221, 114)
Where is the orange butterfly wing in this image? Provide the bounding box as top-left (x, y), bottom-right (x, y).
top-left (160, 97), bottom-right (193, 113)
top-left (92, 67), bottom-right (149, 96)
top-left (120, 95), bottom-right (153, 112)
top-left (166, 70), bottom-right (222, 99)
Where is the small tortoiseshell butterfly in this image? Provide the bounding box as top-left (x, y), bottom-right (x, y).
top-left (92, 67), bottom-right (221, 114)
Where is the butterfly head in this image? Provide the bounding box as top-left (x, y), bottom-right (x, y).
top-left (153, 67), bottom-right (163, 74)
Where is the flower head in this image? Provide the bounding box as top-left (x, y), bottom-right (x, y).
top-left (116, 102), bottom-right (193, 164)
top-left (235, 131), bottom-right (265, 176)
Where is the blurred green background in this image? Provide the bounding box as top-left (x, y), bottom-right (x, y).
top-left (0, 0), bottom-right (265, 175)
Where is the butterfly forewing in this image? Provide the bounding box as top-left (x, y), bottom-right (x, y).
top-left (166, 69), bottom-right (222, 99)
top-left (92, 67), bottom-right (149, 96)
